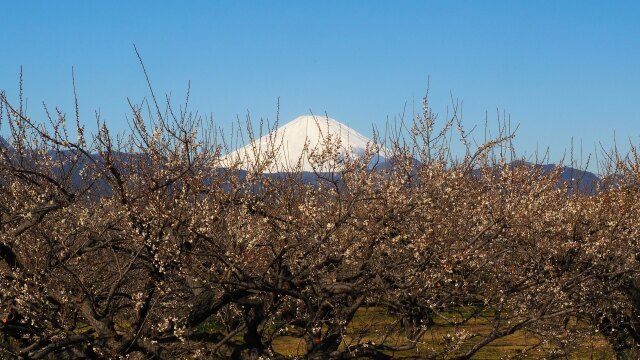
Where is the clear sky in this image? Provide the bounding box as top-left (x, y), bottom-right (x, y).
top-left (1, 1), bottom-right (639, 170)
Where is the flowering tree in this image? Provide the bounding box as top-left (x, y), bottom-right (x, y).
top-left (0, 82), bottom-right (635, 359)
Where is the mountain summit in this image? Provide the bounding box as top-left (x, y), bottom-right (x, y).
top-left (223, 115), bottom-right (379, 173)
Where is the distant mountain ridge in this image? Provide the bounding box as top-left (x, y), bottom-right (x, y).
top-left (540, 163), bottom-right (600, 194)
top-left (0, 132), bottom-right (602, 195)
top-left (469, 161), bottom-right (600, 195)
top-left (0, 136), bottom-right (10, 150)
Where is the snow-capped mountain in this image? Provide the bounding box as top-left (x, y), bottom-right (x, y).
top-left (222, 115), bottom-right (383, 173)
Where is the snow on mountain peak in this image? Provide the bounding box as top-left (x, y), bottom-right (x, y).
top-left (222, 115), bottom-right (381, 173)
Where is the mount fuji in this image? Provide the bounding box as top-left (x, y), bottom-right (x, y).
top-left (222, 115), bottom-right (384, 173)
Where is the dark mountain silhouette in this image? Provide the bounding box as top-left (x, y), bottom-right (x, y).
top-left (0, 136), bottom-right (12, 154)
top-left (539, 163), bottom-right (600, 195)
top-left (470, 161), bottom-right (601, 195)
top-left (0, 136), bottom-right (604, 196)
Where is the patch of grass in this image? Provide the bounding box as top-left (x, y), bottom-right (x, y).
top-left (272, 336), bottom-right (306, 357)
top-left (269, 307), bottom-right (614, 358)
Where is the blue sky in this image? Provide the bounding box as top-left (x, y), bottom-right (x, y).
top-left (1, 1), bottom-right (639, 170)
